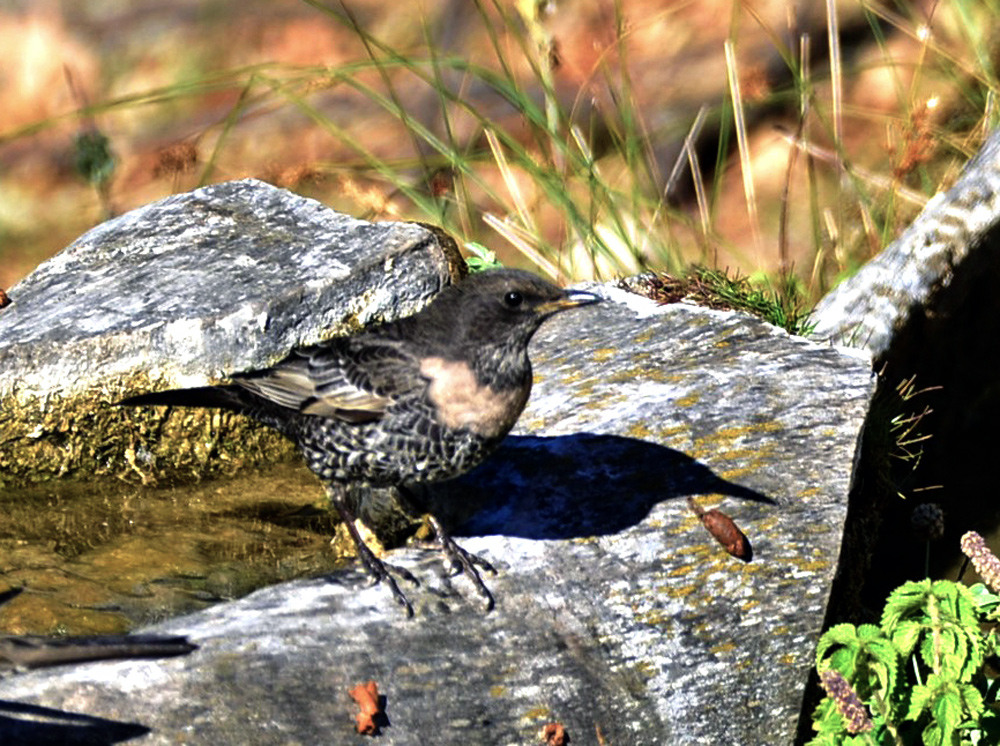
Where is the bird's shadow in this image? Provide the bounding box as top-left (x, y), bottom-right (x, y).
top-left (0, 700), bottom-right (150, 746)
top-left (422, 433), bottom-right (775, 541)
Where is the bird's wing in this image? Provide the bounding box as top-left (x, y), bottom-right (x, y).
top-left (232, 338), bottom-right (420, 422)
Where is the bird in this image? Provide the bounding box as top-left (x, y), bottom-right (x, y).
top-left (118, 269), bottom-right (600, 615)
top-left (0, 587), bottom-right (196, 674)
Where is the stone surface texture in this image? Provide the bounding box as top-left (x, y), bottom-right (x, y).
top-left (0, 284), bottom-right (875, 745)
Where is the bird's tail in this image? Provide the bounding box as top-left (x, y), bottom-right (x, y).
top-left (117, 385), bottom-right (246, 412)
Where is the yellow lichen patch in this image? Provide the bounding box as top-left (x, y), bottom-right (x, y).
top-left (592, 347), bottom-right (617, 362)
top-left (666, 517), bottom-right (702, 536)
top-left (490, 685), bottom-right (507, 697)
top-left (750, 513), bottom-right (781, 533)
top-left (716, 423), bottom-right (783, 439)
top-left (664, 583), bottom-right (699, 599)
top-left (675, 393), bottom-right (701, 408)
top-left (687, 423), bottom-right (783, 472)
top-left (634, 608), bottom-right (674, 626)
top-left (631, 327), bottom-right (658, 345)
top-left (632, 659), bottom-right (658, 681)
top-left (783, 557), bottom-right (833, 574)
top-left (584, 393), bottom-right (627, 410)
top-left (603, 367), bottom-right (687, 385)
top-left (718, 465), bottom-right (765, 482)
top-left (710, 641), bottom-right (737, 655)
top-left (522, 705), bottom-right (552, 720)
top-left (560, 369), bottom-right (584, 383)
top-left (666, 562), bottom-right (700, 577)
top-left (627, 421), bottom-right (653, 439)
top-left (522, 417), bottom-right (549, 431)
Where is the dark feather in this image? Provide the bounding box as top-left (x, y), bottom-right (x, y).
top-left (118, 386), bottom-right (245, 411)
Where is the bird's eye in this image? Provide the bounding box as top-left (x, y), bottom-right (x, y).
top-left (503, 291), bottom-right (524, 308)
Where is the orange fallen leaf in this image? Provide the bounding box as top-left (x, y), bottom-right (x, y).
top-left (687, 497), bottom-right (753, 562)
top-left (542, 721), bottom-right (569, 745)
top-left (349, 680), bottom-right (383, 736)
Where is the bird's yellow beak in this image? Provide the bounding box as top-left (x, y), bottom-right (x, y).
top-left (537, 288), bottom-right (602, 314)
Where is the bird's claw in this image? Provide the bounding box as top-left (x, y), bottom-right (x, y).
top-left (331, 491), bottom-right (418, 617)
top-left (428, 516), bottom-right (496, 611)
top-left (352, 538), bottom-right (417, 617)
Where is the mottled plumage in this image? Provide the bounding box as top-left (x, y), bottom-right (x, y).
top-left (120, 269), bottom-right (599, 614)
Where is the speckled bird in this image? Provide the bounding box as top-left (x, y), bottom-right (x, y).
top-left (119, 269), bottom-right (599, 614)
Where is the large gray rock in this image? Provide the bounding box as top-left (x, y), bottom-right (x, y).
top-left (0, 179), bottom-right (463, 486)
top-left (0, 286), bottom-right (875, 745)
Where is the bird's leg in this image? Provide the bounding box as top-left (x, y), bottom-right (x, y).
top-left (425, 514), bottom-right (497, 612)
top-left (325, 484), bottom-right (417, 617)
top-left (395, 485), bottom-right (497, 610)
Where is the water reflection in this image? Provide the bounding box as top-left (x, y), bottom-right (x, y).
top-left (0, 462), bottom-right (347, 635)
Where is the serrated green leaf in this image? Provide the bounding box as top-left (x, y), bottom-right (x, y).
top-left (906, 683), bottom-right (933, 721)
top-left (883, 580), bottom-right (932, 630)
top-left (812, 701), bottom-right (844, 735)
top-left (955, 587), bottom-right (981, 628)
top-left (804, 732), bottom-right (839, 746)
top-left (933, 688), bottom-right (964, 732)
top-left (817, 624), bottom-right (860, 667)
top-left (857, 623), bottom-right (883, 640)
top-left (960, 683), bottom-right (984, 719)
top-left (866, 648), bottom-right (898, 694)
top-left (920, 628), bottom-right (969, 678)
top-left (932, 580), bottom-right (961, 616)
top-left (967, 582), bottom-right (998, 606)
top-left (959, 629), bottom-right (984, 683)
top-left (922, 721), bottom-right (945, 746)
top-left (938, 628), bottom-right (966, 679)
top-left (829, 647), bottom-right (860, 679)
top-left (891, 620), bottom-right (923, 658)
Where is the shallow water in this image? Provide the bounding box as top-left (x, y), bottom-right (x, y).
top-left (0, 462), bottom-right (349, 635)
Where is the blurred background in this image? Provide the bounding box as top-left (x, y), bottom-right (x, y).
top-left (0, 0), bottom-right (995, 298)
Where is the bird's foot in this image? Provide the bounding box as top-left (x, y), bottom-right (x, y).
top-left (355, 544), bottom-right (418, 617)
top-left (427, 516), bottom-right (496, 611)
top-left (328, 487), bottom-right (419, 617)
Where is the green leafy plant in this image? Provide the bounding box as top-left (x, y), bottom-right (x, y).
top-left (809, 533), bottom-right (1000, 745)
top-left (464, 242), bottom-right (504, 273)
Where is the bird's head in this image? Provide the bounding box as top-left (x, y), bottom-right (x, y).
top-left (418, 268), bottom-right (600, 385)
